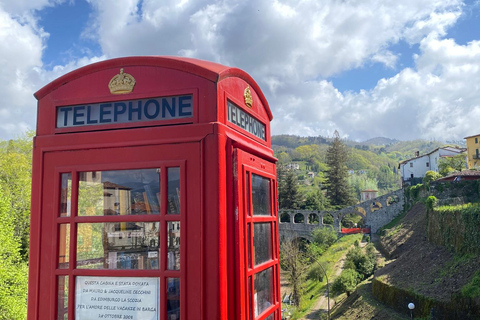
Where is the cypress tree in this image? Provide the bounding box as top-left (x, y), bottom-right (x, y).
top-left (325, 131), bottom-right (356, 207)
top-left (278, 166), bottom-right (300, 209)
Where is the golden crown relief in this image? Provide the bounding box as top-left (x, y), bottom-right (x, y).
top-left (244, 86), bottom-right (253, 108)
top-left (108, 68), bottom-right (136, 94)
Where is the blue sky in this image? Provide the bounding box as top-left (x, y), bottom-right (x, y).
top-left (1, 0), bottom-right (480, 142)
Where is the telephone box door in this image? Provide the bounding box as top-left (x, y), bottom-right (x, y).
top-left (33, 142), bottom-right (201, 320)
top-left (234, 148), bottom-right (280, 320)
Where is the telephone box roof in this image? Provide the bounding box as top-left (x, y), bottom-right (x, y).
top-left (35, 56), bottom-right (272, 120)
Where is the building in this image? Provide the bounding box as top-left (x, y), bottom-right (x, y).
top-left (398, 146), bottom-right (466, 184)
top-left (464, 134), bottom-right (480, 169)
top-left (285, 162), bottom-right (300, 170)
top-left (360, 189), bottom-right (378, 202)
top-left (437, 170), bottom-right (480, 182)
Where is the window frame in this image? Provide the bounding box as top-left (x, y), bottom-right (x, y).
top-left (54, 160), bottom-right (185, 320)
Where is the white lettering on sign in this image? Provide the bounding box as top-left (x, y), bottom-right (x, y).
top-left (227, 100), bottom-right (266, 140)
top-left (57, 95), bottom-right (193, 128)
top-left (75, 276), bottom-right (159, 320)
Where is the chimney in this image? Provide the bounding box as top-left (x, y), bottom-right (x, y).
top-left (415, 151), bottom-right (420, 157)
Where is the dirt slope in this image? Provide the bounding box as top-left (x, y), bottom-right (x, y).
top-left (376, 203), bottom-right (479, 302)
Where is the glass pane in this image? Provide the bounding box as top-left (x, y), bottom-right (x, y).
top-left (253, 223), bottom-right (272, 266)
top-left (58, 224), bottom-right (70, 269)
top-left (78, 169), bottom-right (160, 216)
top-left (252, 174), bottom-right (271, 216)
top-left (265, 313), bottom-right (275, 320)
top-left (247, 223), bottom-right (252, 269)
top-left (167, 278), bottom-right (180, 320)
top-left (57, 275), bottom-right (68, 320)
top-left (76, 222), bottom-right (160, 269)
top-left (248, 276), bottom-right (253, 320)
top-left (246, 173), bottom-right (250, 216)
top-left (167, 221), bottom-right (180, 270)
top-left (254, 267), bottom-right (273, 318)
top-left (60, 173), bottom-right (71, 217)
top-left (167, 167), bottom-right (180, 214)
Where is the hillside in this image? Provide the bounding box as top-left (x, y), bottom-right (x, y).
top-left (329, 203), bottom-right (480, 319)
top-left (377, 204), bottom-right (478, 301)
top-left (271, 135), bottom-right (461, 199)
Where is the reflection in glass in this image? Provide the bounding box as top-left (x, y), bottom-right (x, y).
top-left (60, 173), bottom-right (71, 217)
top-left (57, 275), bottom-right (68, 320)
top-left (265, 313), bottom-right (275, 320)
top-left (78, 169), bottom-right (161, 216)
top-left (167, 278), bottom-right (180, 320)
top-left (167, 222), bottom-right (180, 270)
top-left (246, 174), bottom-right (250, 216)
top-left (247, 224), bottom-right (252, 269)
top-left (248, 277), bottom-right (253, 320)
top-left (58, 224), bottom-right (70, 269)
top-left (254, 267), bottom-right (273, 317)
top-left (167, 167), bottom-right (180, 214)
top-left (254, 223), bottom-right (272, 266)
top-left (76, 222), bottom-right (160, 269)
top-left (252, 174), bottom-right (270, 216)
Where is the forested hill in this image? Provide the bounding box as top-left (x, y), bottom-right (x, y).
top-left (271, 134), bottom-right (462, 199)
top-left (271, 135), bottom-right (459, 160)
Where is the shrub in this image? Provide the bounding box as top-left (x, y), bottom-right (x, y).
top-left (307, 264), bottom-right (325, 282)
top-left (345, 246), bottom-right (377, 280)
top-left (423, 171), bottom-right (441, 184)
top-left (331, 269), bottom-right (361, 296)
top-left (311, 226), bottom-right (337, 249)
top-left (462, 271), bottom-right (480, 298)
top-left (426, 196), bottom-right (438, 211)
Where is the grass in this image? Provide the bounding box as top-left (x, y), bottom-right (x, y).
top-left (377, 210), bottom-right (407, 233)
top-left (285, 233), bottom-right (363, 319)
top-left (330, 280), bottom-right (409, 320)
top-left (462, 270), bottom-right (480, 298)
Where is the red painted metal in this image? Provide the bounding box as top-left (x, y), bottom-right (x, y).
top-left (28, 56), bottom-right (279, 320)
top-left (341, 228), bottom-right (371, 234)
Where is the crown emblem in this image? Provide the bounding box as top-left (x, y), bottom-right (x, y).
top-left (108, 68), bottom-right (136, 94)
top-left (244, 86), bottom-right (253, 108)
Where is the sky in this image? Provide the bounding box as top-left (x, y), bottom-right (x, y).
top-left (1, 0), bottom-right (480, 142)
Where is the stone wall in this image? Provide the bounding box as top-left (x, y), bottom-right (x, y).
top-left (278, 188), bottom-right (405, 239)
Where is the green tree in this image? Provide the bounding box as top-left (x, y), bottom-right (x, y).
top-left (377, 165), bottom-right (399, 190)
top-left (325, 131), bottom-right (356, 207)
top-left (0, 193), bottom-right (28, 319)
top-left (344, 245), bottom-right (377, 280)
top-left (0, 131), bottom-right (33, 259)
top-left (331, 269), bottom-right (360, 296)
top-left (438, 154), bottom-right (467, 176)
top-left (280, 237), bottom-right (310, 307)
top-left (311, 226), bottom-right (337, 249)
top-left (347, 174), bottom-right (378, 201)
top-left (278, 168), bottom-right (301, 209)
top-left (301, 189), bottom-right (329, 210)
top-left (423, 170), bottom-right (442, 183)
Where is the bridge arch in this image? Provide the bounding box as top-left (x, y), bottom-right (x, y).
top-left (280, 212), bottom-right (291, 223)
top-left (294, 213), bottom-right (305, 223)
top-left (308, 213), bottom-right (319, 225)
top-left (278, 189), bottom-right (405, 239)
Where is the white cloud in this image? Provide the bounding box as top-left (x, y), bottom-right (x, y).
top-left (0, 1), bottom-right (104, 139)
top-left (0, 0), bottom-right (476, 141)
top-left (272, 35), bottom-right (480, 141)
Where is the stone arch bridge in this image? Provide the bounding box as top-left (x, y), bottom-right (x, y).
top-left (278, 189), bottom-right (404, 241)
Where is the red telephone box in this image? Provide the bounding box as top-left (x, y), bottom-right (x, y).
top-left (28, 56), bottom-right (280, 320)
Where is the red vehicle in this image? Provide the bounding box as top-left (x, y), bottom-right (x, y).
top-left (28, 57), bottom-right (280, 320)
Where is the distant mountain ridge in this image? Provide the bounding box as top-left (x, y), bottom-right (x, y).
top-left (361, 137), bottom-right (399, 146)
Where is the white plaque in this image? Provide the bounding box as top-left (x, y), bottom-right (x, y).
top-left (75, 276), bottom-right (159, 320)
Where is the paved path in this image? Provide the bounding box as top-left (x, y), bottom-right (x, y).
top-left (300, 241), bottom-right (367, 320)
